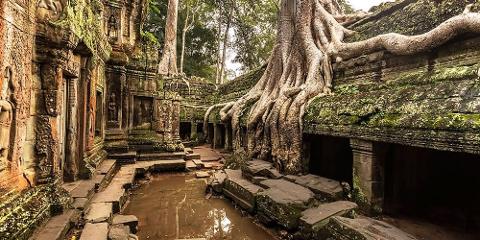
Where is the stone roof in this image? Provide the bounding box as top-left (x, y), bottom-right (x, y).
top-left (346, 0), bottom-right (480, 42)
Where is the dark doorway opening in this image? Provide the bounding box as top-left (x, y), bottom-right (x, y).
top-left (304, 134), bottom-right (353, 185)
top-left (180, 122), bottom-right (191, 141)
top-left (207, 123), bottom-right (214, 144)
top-left (383, 143), bottom-right (480, 234)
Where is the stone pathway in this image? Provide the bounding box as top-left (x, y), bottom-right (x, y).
top-left (208, 160), bottom-right (418, 239)
top-left (32, 150), bottom-right (187, 240)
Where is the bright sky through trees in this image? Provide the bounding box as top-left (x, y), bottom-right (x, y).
top-left (348, 0), bottom-right (395, 11)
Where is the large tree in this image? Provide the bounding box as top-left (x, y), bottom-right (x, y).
top-left (158, 0), bottom-right (179, 76)
top-left (210, 0), bottom-right (480, 174)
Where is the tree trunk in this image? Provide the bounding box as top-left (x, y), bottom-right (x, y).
top-left (219, 7), bottom-right (233, 84)
top-left (215, 7), bottom-right (223, 84)
top-left (158, 0), bottom-right (179, 76)
top-left (206, 0), bottom-right (480, 174)
top-left (180, 9), bottom-right (190, 74)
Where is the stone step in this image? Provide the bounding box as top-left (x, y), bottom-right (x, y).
top-left (79, 223), bottom-right (109, 240)
top-left (109, 151), bottom-right (137, 164)
top-left (91, 184), bottom-right (126, 214)
top-left (68, 180), bottom-right (96, 199)
top-left (185, 153), bottom-right (201, 160)
top-left (137, 151), bottom-right (186, 161)
top-left (186, 160), bottom-right (198, 170)
top-left (285, 174), bottom-right (344, 201)
top-left (325, 216), bottom-right (418, 240)
top-left (34, 210), bottom-right (76, 240)
top-left (196, 171), bottom-right (210, 178)
top-left (97, 159), bottom-right (117, 175)
top-left (223, 169), bottom-right (264, 213)
top-left (256, 179), bottom-right (315, 230)
top-left (184, 147), bottom-right (194, 154)
top-left (85, 202), bottom-right (113, 223)
top-left (135, 159), bottom-right (186, 172)
top-left (243, 160), bottom-right (283, 180)
top-left (299, 201), bottom-right (358, 236)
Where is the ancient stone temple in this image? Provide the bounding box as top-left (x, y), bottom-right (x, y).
top-left (0, 0), bottom-right (480, 239)
top-left (0, 0), bottom-right (182, 238)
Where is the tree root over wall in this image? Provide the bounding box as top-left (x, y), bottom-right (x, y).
top-left (205, 0), bottom-right (480, 174)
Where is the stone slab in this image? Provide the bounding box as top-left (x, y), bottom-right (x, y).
top-left (186, 153), bottom-right (201, 160)
top-left (256, 179), bottom-right (315, 230)
top-left (196, 171), bottom-right (210, 178)
top-left (98, 159), bottom-right (116, 175)
top-left (108, 224), bottom-right (131, 240)
top-left (300, 201), bottom-right (357, 233)
top-left (69, 180), bottom-right (96, 199)
top-left (73, 198), bottom-right (88, 210)
top-left (92, 184), bottom-right (125, 213)
top-left (85, 202), bottom-right (113, 223)
top-left (79, 223), bottom-right (109, 240)
top-left (243, 160), bottom-right (283, 180)
top-left (209, 171), bottom-right (227, 193)
top-left (325, 216), bottom-right (418, 240)
top-left (112, 215), bottom-right (139, 233)
top-left (286, 174), bottom-right (343, 200)
top-left (223, 169), bottom-right (264, 212)
top-left (186, 160), bottom-right (197, 169)
top-left (34, 210), bottom-right (76, 240)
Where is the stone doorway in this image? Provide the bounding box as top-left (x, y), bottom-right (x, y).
top-left (133, 96), bottom-right (153, 129)
top-left (382, 143), bottom-right (480, 232)
top-left (304, 134), bottom-right (353, 185)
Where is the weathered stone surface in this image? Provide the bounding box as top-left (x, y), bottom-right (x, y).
top-left (223, 169), bottom-right (264, 212)
top-left (85, 202), bottom-right (113, 223)
top-left (196, 171), bottom-right (210, 178)
top-left (34, 210), bottom-right (76, 240)
top-left (73, 197), bottom-right (88, 210)
top-left (108, 224), bottom-right (132, 240)
top-left (286, 174), bottom-right (343, 200)
top-left (69, 180), bottom-right (96, 199)
top-left (325, 216), bottom-right (418, 240)
top-left (80, 223), bottom-right (109, 240)
top-left (256, 179), bottom-right (315, 230)
top-left (299, 201), bottom-right (357, 236)
top-left (209, 170), bottom-right (227, 193)
top-left (112, 215), bottom-right (139, 233)
top-left (243, 160), bottom-right (283, 180)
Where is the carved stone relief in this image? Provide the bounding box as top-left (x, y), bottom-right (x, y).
top-left (37, 0), bottom-right (66, 22)
top-left (0, 68), bottom-right (13, 173)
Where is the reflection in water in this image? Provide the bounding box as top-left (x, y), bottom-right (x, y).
top-left (124, 173), bottom-right (277, 240)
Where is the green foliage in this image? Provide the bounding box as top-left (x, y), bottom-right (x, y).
top-left (145, 0), bottom-right (218, 80)
top-left (53, 0), bottom-right (111, 62)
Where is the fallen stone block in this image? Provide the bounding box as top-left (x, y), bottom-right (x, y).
top-left (325, 216), bottom-right (418, 240)
top-left (113, 214), bottom-right (139, 233)
top-left (80, 222), bottom-right (109, 240)
top-left (109, 224), bottom-right (134, 240)
top-left (243, 160), bottom-right (283, 180)
top-left (256, 179), bottom-right (315, 230)
top-left (224, 169), bottom-right (264, 212)
top-left (299, 201), bottom-right (357, 238)
top-left (286, 174), bottom-right (344, 201)
top-left (209, 171), bottom-right (227, 193)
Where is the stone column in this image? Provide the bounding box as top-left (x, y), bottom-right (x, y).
top-left (36, 64), bottom-right (63, 183)
top-left (350, 138), bottom-right (384, 215)
top-left (190, 121), bottom-right (197, 140)
top-left (64, 77), bottom-right (79, 182)
top-left (213, 124), bottom-right (222, 149)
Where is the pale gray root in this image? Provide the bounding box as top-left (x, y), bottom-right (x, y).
top-left (205, 0), bottom-right (480, 174)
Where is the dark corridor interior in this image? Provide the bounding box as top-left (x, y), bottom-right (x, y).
top-left (180, 122), bottom-right (191, 140)
top-left (305, 134), bottom-right (353, 185)
top-left (382, 143), bottom-right (480, 232)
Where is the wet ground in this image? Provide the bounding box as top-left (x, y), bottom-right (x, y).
top-left (384, 216), bottom-right (480, 240)
top-left (124, 173), bottom-right (277, 240)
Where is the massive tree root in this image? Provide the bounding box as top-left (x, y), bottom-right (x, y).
top-left (206, 0), bottom-right (480, 174)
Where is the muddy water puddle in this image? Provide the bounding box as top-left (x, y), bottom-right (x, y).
top-left (124, 173), bottom-right (277, 240)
